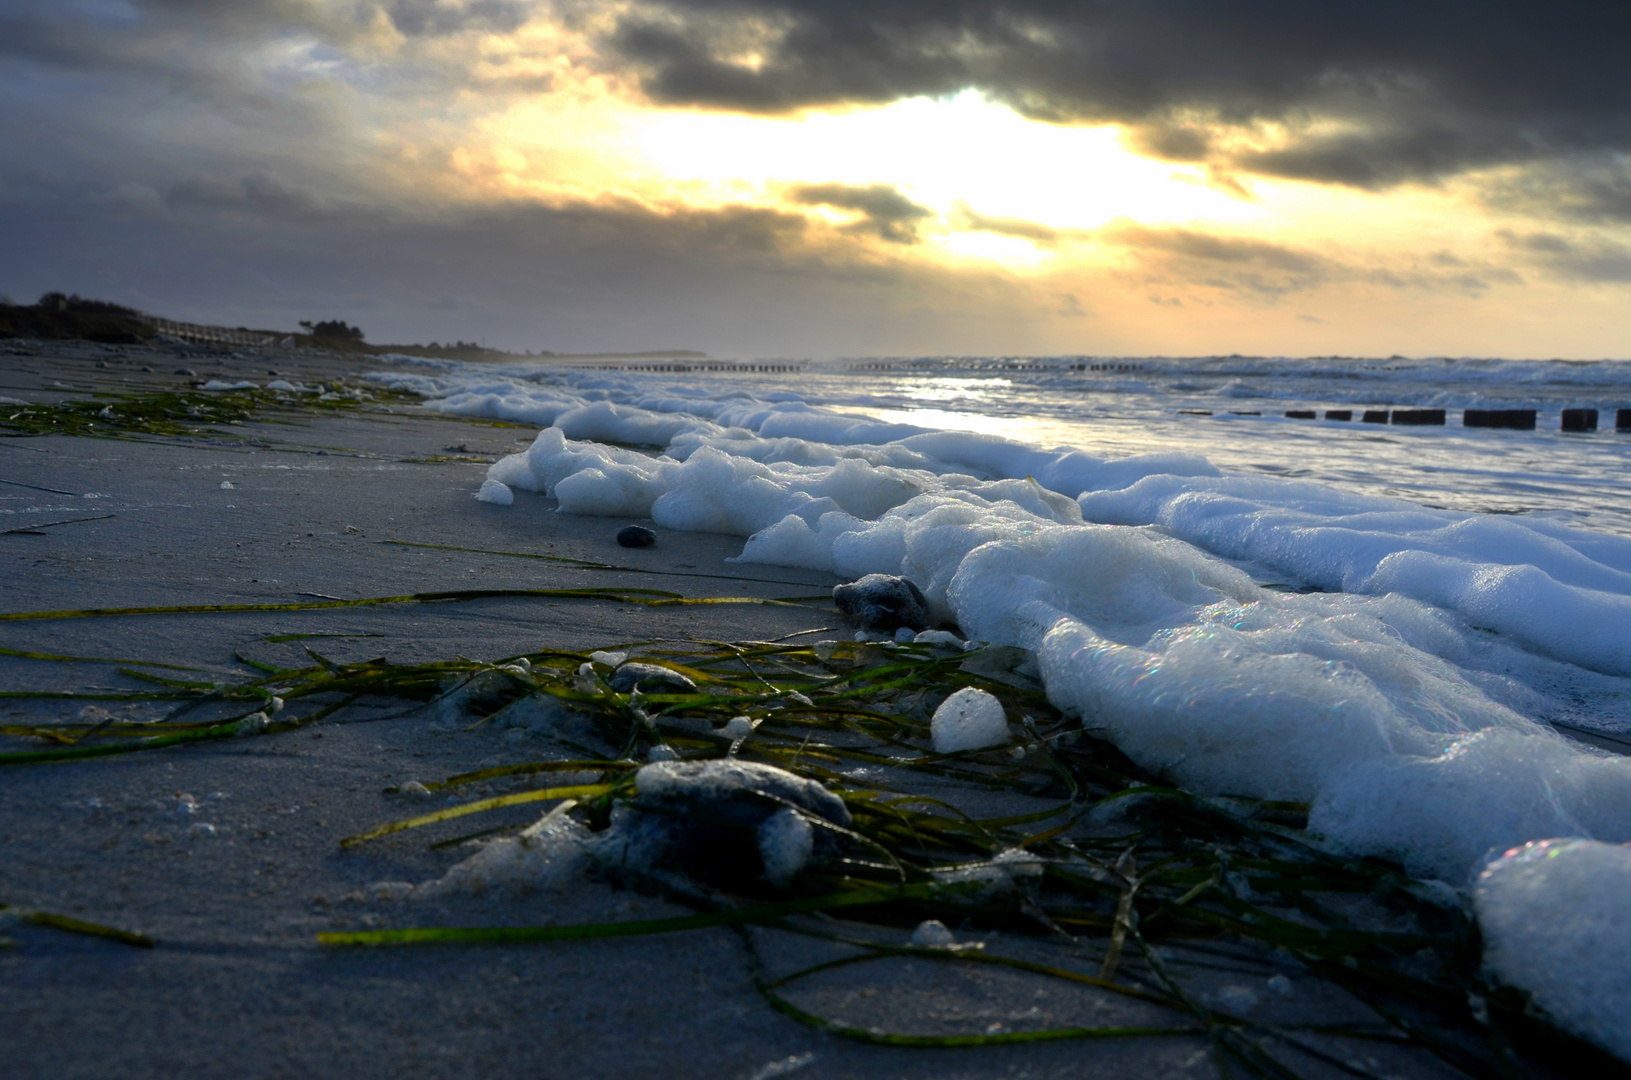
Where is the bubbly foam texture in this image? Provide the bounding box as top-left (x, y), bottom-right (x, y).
top-left (420, 812), bottom-right (589, 898)
top-left (1081, 475), bottom-right (1631, 676)
top-left (1475, 839), bottom-right (1631, 1060)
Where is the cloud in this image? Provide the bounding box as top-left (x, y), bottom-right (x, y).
top-left (1126, 124), bottom-right (1212, 163)
top-left (787, 182), bottom-right (932, 243)
top-left (1482, 156), bottom-right (1631, 226)
top-left (384, 0), bottom-right (531, 37)
top-left (0, 189), bottom-right (1094, 356)
top-left (952, 203), bottom-right (1063, 244)
top-left (1104, 224), bottom-right (1335, 296)
top-left (1105, 224), bottom-right (1522, 300)
top-left (164, 173), bottom-right (346, 223)
top-left (1053, 292), bottom-right (1089, 318)
top-left (1497, 228), bottom-right (1631, 283)
top-left (602, 1), bottom-right (1631, 188)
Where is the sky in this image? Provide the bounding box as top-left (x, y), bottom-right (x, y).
top-left (4, 1), bottom-right (1631, 358)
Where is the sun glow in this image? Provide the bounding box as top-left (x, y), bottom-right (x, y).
top-left (476, 89), bottom-right (1258, 246)
top-left (629, 92), bottom-right (1251, 228)
top-left (462, 79), bottom-right (1510, 290)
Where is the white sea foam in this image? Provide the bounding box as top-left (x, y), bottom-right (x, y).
top-left (1475, 838), bottom-right (1631, 1060)
top-left (374, 356), bottom-right (1631, 1052)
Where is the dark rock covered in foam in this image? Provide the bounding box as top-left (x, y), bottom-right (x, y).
top-left (633, 759), bottom-right (851, 829)
top-left (833, 573), bottom-right (931, 632)
top-left (608, 662), bottom-right (696, 694)
top-left (592, 760), bottom-right (851, 892)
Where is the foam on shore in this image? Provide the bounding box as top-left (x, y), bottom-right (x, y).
top-left (371, 359), bottom-right (1631, 1055)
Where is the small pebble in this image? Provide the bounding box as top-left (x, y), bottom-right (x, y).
top-left (911, 919), bottom-right (956, 947)
top-left (617, 525), bottom-right (657, 548)
top-left (175, 368), bottom-right (196, 376)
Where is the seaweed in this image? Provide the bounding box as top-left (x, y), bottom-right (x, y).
top-left (0, 383), bottom-right (421, 443)
top-left (0, 622), bottom-right (1605, 1077)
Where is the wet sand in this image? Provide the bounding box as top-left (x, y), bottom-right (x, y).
top-left (0, 340), bottom-right (1463, 1080)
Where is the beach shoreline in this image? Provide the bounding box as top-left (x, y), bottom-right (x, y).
top-left (0, 339), bottom-right (1592, 1080)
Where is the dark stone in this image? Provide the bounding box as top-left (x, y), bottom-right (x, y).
top-left (608, 662), bottom-right (695, 694)
top-left (175, 368), bottom-right (196, 376)
top-left (1562, 408), bottom-right (1599, 432)
top-left (1464, 409), bottom-right (1536, 430)
top-left (1325, 410), bottom-right (1353, 421)
top-left (833, 574), bottom-right (931, 632)
top-left (1390, 409), bottom-right (1445, 425)
top-left (1618, 408), bottom-right (1631, 431)
top-left (1284, 410), bottom-right (1316, 420)
top-left (616, 525), bottom-right (657, 548)
top-left (1362, 410), bottom-right (1389, 423)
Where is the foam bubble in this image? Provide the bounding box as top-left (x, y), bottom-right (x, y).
top-left (476, 479), bottom-right (513, 505)
top-left (931, 688), bottom-right (1009, 754)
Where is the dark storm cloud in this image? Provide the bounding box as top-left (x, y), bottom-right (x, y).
top-left (788, 183), bottom-right (932, 243)
top-left (603, 1), bottom-right (1631, 188)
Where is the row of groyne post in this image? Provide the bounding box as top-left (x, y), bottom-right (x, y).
top-left (566, 361), bottom-right (805, 373)
top-left (570, 359), bottom-right (1149, 374)
top-left (1259, 407), bottom-right (1631, 432)
top-left (845, 360), bottom-right (1145, 372)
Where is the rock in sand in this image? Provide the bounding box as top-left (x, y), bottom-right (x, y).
top-left (617, 525), bottom-right (657, 548)
top-left (833, 573), bottom-right (931, 632)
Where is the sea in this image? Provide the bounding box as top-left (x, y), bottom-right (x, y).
top-left (638, 354), bottom-right (1631, 535)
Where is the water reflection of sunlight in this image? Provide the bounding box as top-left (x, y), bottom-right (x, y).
top-left (860, 406), bottom-right (1088, 448)
top-left (891, 377), bottom-right (1007, 404)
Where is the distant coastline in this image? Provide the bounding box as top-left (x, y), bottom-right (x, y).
top-left (0, 293), bottom-right (704, 364)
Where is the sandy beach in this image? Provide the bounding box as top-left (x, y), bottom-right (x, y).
top-left (0, 340), bottom-right (1582, 1080)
